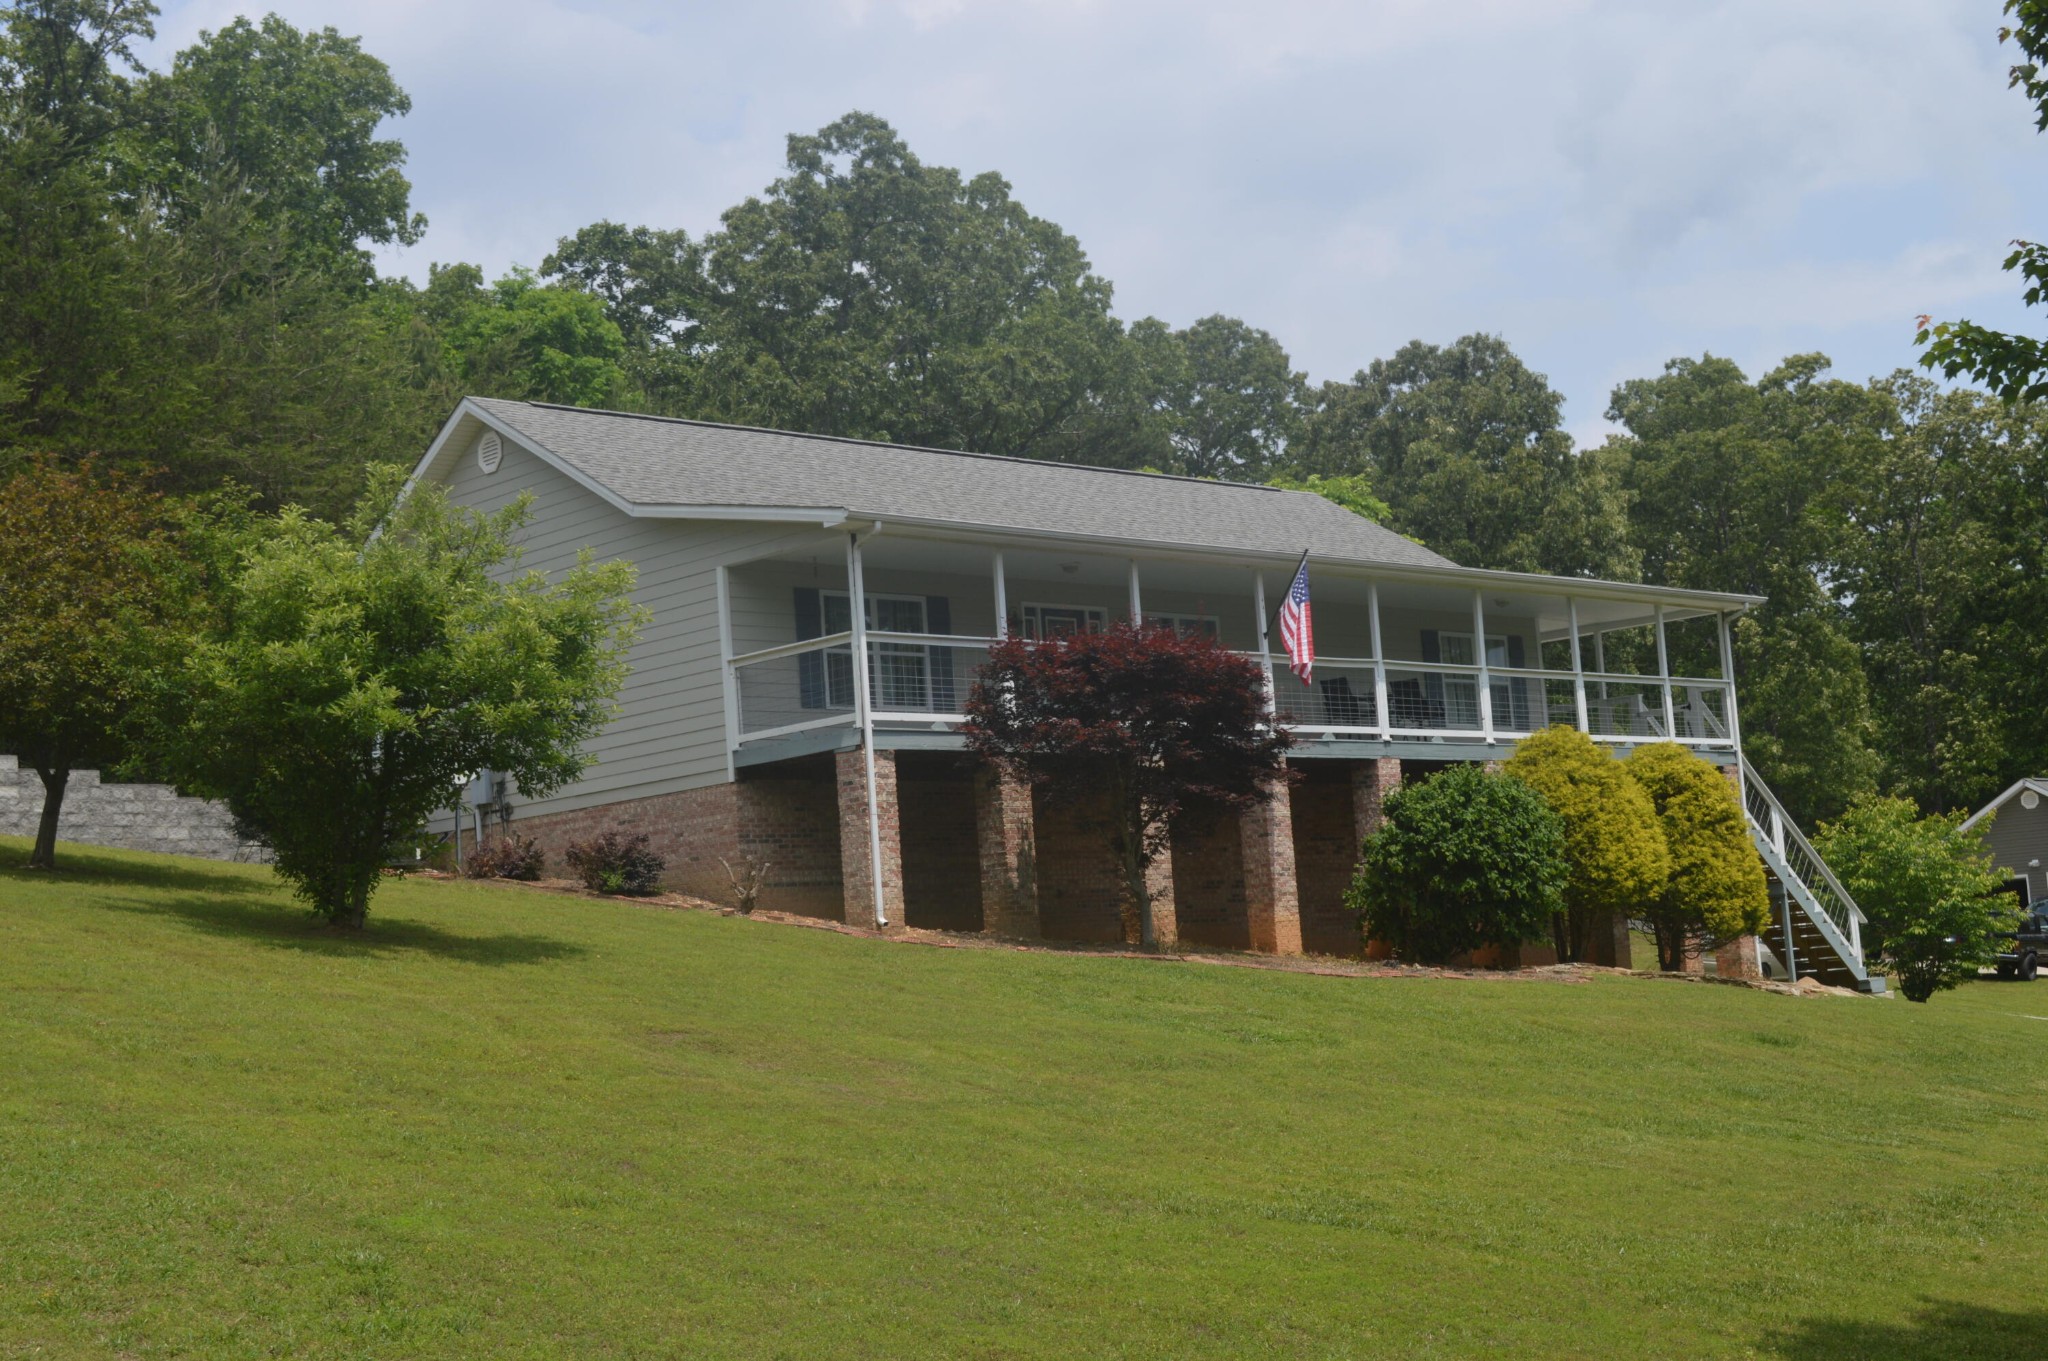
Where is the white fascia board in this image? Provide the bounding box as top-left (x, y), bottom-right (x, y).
top-left (853, 513), bottom-right (1765, 614)
top-left (1959, 777), bottom-right (2048, 833)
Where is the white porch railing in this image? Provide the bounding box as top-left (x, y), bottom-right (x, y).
top-left (731, 635), bottom-right (1738, 752)
top-left (1738, 758), bottom-right (1871, 986)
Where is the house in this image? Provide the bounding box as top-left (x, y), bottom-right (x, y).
top-left (1960, 778), bottom-right (2048, 906)
top-left (408, 397), bottom-right (1878, 986)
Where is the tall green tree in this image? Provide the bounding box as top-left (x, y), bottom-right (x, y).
top-left (122, 13), bottom-right (425, 282)
top-left (1606, 353), bottom-right (1882, 823)
top-left (1917, 3), bottom-right (2048, 401)
top-left (546, 112), bottom-right (1132, 458)
top-left (1128, 313), bottom-right (1305, 480)
top-left (1822, 374), bottom-right (2048, 812)
top-left (0, 458), bottom-right (182, 868)
top-left (420, 264), bottom-right (630, 410)
top-left (160, 468), bottom-right (644, 928)
top-left (1294, 334), bottom-right (1635, 577)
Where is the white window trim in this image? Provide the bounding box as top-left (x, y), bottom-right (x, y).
top-left (1018, 601), bottom-right (1109, 640)
top-left (1145, 611), bottom-right (1221, 638)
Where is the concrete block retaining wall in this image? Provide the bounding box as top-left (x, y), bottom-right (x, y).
top-left (0, 755), bottom-right (268, 862)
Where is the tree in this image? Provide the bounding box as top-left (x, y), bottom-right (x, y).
top-left (1501, 725), bottom-right (1670, 962)
top-left (1822, 373), bottom-right (2048, 813)
top-left (1265, 470), bottom-right (1392, 524)
top-left (0, 457), bottom-right (180, 868)
top-left (422, 264), bottom-right (630, 409)
top-left (1813, 797), bottom-right (2021, 1002)
top-left (159, 467), bottom-right (643, 927)
top-left (122, 13), bottom-right (425, 282)
top-left (963, 624), bottom-right (1290, 949)
top-left (1606, 353), bottom-right (1883, 824)
top-left (1624, 744), bottom-right (1769, 970)
top-left (1347, 764), bottom-right (1566, 966)
top-left (1131, 314), bottom-right (1306, 480)
top-left (1293, 334), bottom-right (1636, 578)
top-left (1916, 4), bottom-right (2048, 401)
top-left (546, 112), bottom-right (1131, 458)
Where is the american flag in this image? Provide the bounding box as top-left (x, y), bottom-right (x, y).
top-left (1277, 552), bottom-right (1313, 685)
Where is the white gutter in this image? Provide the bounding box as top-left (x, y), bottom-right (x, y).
top-left (846, 520), bottom-right (889, 928)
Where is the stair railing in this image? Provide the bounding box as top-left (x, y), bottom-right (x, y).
top-left (1736, 760), bottom-right (1868, 979)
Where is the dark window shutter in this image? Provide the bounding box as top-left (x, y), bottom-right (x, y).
top-left (926, 596), bottom-right (955, 711)
top-left (794, 588), bottom-right (825, 709)
top-left (1420, 629), bottom-right (1440, 663)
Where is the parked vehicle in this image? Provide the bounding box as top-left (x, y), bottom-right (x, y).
top-left (1995, 908), bottom-right (2048, 981)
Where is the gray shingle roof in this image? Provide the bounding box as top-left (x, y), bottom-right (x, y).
top-left (470, 398), bottom-right (1454, 569)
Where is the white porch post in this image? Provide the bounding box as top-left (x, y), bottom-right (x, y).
top-left (847, 532), bottom-right (887, 927)
top-left (1369, 581), bottom-right (1391, 743)
top-left (1253, 570), bottom-right (1277, 717)
top-left (1654, 604), bottom-right (1677, 739)
top-left (1473, 589), bottom-right (1495, 743)
top-left (992, 551), bottom-right (1008, 640)
top-left (1128, 559), bottom-right (1144, 625)
top-left (1567, 596), bottom-right (1589, 735)
top-left (1717, 609), bottom-right (1744, 752)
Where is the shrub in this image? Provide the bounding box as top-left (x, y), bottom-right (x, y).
top-left (465, 833), bottom-right (546, 881)
top-left (1502, 726), bottom-right (1669, 961)
top-left (1347, 764), bottom-right (1567, 966)
top-left (564, 831), bottom-right (665, 896)
top-left (1814, 797), bottom-right (2021, 1002)
top-left (1624, 744), bottom-right (1770, 970)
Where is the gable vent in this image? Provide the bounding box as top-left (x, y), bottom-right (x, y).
top-left (475, 431), bottom-right (503, 474)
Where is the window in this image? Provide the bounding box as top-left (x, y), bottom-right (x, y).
top-left (1019, 602), bottom-right (1107, 640)
top-left (822, 592), bottom-right (931, 710)
top-left (1435, 631), bottom-right (1511, 729)
top-left (1145, 613), bottom-right (1219, 640)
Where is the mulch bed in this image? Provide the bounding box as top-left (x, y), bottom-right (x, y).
top-left (405, 867), bottom-right (1870, 996)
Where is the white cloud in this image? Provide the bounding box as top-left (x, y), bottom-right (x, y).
top-left (147, 0), bottom-right (2048, 428)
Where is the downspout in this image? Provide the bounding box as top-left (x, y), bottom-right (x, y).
top-left (847, 521), bottom-right (889, 927)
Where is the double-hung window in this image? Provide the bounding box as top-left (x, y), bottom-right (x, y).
top-left (823, 592), bottom-right (931, 711)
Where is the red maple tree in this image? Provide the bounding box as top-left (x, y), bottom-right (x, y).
top-left (963, 623), bottom-right (1292, 948)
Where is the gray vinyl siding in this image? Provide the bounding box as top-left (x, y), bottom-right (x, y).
top-left (434, 429), bottom-right (826, 817)
top-left (1983, 801), bottom-right (2048, 904)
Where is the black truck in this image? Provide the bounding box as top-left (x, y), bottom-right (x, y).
top-left (1996, 907), bottom-right (2048, 981)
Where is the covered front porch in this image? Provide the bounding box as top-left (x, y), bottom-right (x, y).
top-left (717, 528), bottom-right (1751, 770)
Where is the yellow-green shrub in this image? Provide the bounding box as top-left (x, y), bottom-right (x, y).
top-left (1502, 725), bottom-right (1669, 961)
top-left (1625, 744), bottom-right (1770, 970)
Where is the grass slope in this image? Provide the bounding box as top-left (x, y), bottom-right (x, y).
top-left (3, 840), bottom-right (2046, 1359)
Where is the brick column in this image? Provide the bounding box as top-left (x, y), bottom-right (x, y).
top-left (1242, 778), bottom-right (1304, 955)
top-left (1353, 759), bottom-right (1401, 959)
top-left (1716, 935), bottom-right (1763, 980)
top-left (1350, 757), bottom-right (1402, 850)
top-left (836, 746), bottom-right (903, 929)
top-left (974, 766), bottom-right (1040, 938)
top-left (1141, 848), bottom-right (1178, 949)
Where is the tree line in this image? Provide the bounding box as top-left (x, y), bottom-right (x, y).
top-left (6, 2), bottom-right (2048, 826)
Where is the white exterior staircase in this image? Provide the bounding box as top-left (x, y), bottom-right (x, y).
top-left (1737, 759), bottom-right (1884, 993)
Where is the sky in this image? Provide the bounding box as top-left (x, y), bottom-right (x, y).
top-left (147, 0), bottom-right (2048, 446)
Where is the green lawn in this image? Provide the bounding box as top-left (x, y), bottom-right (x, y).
top-left (4, 841), bottom-right (2046, 1359)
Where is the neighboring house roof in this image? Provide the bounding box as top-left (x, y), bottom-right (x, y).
top-left (449, 397), bottom-right (1455, 570)
top-left (1959, 777), bottom-right (2048, 833)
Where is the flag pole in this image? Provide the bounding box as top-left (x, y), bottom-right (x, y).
top-left (1269, 549), bottom-right (1310, 636)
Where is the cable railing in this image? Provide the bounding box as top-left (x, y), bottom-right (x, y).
top-left (729, 636), bottom-right (1738, 753)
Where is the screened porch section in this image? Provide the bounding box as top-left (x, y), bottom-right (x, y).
top-left (720, 535), bottom-right (1741, 755)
